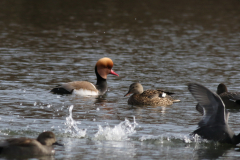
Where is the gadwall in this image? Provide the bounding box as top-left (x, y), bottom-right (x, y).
top-left (50, 57), bottom-right (119, 96)
top-left (188, 83), bottom-right (240, 144)
top-left (196, 83), bottom-right (240, 115)
top-left (125, 82), bottom-right (180, 106)
top-left (0, 131), bottom-right (63, 157)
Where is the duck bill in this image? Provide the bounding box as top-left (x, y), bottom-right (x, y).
top-left (110, 69), bottom-right (119, 76)
top-left (53, 142), bottom-right (64, 146)
top-left (124, 92), bottom-right (132, 97)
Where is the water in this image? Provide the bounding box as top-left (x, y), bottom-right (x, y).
top-left (0, 0), bottom-right (240, 159)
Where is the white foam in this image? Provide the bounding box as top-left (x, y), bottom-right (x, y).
top-left (139, 133), bottom-right (207, 144)
top-left (73, 89), bottom-right (99, 96)
top-left (94, 117), bottom-right (138, 141)
top-left (64, 105), bottom-right (87, 138)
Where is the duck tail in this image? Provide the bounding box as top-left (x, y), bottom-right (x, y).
top-left (234, 133), bottom-right (240, 145)
top-left (173, 99), bottom-right (180, 103)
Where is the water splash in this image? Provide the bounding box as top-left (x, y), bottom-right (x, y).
top-left (139, 133), bottom-right (208, 144)
top-left (94, 117), bottom-right (138, 141)
top-left (64, 105), bottom-right (86, 138)
top-left (187, 134), bottom-right (209, 144)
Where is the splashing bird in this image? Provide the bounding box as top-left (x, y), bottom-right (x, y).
top-left (188, 83), bottom-right (240, 144)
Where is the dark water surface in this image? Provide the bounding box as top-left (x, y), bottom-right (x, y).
top-left (1, 0), bottom-right (240, 159)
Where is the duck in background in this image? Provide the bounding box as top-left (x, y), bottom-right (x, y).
top-left (196, 83), bottom-right (240, 115)
top-left (51, 57), bottom-right (119, 96)
top-left (0, 131), bottom-right (63, 157)
top-left (124, 82), bottom-right (180, 106)
top-left (188, 83), bottom-right (240, 145)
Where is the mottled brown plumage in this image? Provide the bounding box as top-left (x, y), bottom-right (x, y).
top-left (124, 83), bottom-right (180, 106)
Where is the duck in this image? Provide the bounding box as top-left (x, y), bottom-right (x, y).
top-left (0, 131), bottom-right (63, 157)
top-left (124, 82), bottom-right (180, 106)
top-left (50, 57), bottom-right (119, 96)
top-left (188, 83), bottom-right (240, 145)
top-left (217, 83), bottom-right (240, 108)
top-left (196, 83), bottom-right (240, 115)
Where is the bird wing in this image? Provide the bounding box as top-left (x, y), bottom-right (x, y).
top-left (188, 83), bottom-right (226, 127)
top-left (156, 89), bottom-right (175, 95)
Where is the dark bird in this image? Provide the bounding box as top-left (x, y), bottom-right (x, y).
top-left (188, 83), bottom-right (240, 145)
top-left (196, 83), bottom-right (240, 115)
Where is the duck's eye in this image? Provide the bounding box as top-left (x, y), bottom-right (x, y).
top-left (47, 135), bottom-right (54, 138)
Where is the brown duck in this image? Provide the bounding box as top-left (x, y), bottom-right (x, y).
top-left (124, 82), bottom-right (180, 106)
top-left (196, 83), bottom-right (240, 115)
top-left (0, 131), bottom-right (63, 157)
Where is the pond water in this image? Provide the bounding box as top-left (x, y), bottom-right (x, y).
top-left (0, 0), bottom-right (240, 159)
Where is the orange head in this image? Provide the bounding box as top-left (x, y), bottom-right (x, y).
top-left (96, 57), bottom-right (119, 79)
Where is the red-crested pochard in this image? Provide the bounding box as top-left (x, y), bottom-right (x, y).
top-left (124, 82), bottom-right (180, 106)
top-left (50, 57), bottom-right (119, 95)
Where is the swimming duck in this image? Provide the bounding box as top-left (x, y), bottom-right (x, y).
top-left (196, 83), bottom-right (240, 115)
top-left (0, 131), bottom-right (63, 157)
top-left (50, 57), bottom-right (119, 96)
top-left (188, 83), bottom-right (240, 144)
top-left (124, 82), bottom-right (180, 106)
top-left (217, 83), bottom-right (240, 108)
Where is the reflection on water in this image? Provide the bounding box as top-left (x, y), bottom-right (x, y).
top-left (193, 143), bottom-right (235, 159)
top-left (1, 0), bottom-right (240, 159)
top-left (96, 141), bottom-right (136, 159)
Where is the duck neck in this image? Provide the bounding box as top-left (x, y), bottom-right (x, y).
top-left (95, 66), bottom-right (107, 94)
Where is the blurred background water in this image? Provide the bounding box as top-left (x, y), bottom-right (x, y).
top-left (0, 0), bottom-right (240, 159)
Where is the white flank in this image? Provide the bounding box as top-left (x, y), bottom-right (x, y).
top-left (162, 92), bottom-right (166, 97)
top-left (73, 89), bottom-right (99, 96)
